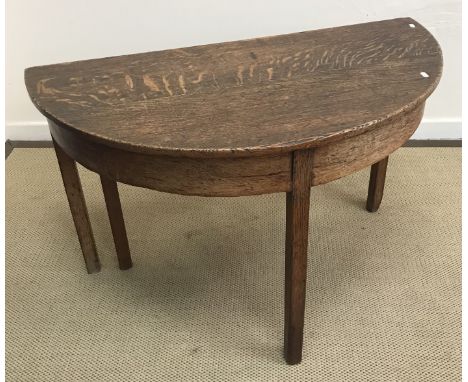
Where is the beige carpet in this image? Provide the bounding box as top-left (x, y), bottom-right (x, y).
top-left (6, 148), bottom-right (461, 381)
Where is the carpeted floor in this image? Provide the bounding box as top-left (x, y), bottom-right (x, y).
top-left (5, 148), bottom-right (461, 381)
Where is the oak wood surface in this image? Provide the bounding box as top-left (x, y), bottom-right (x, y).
top-left (25, 18), bottom-right (441, 158)
top-left (367, 157), bottom-right (389, 212)
top-left (48, 102), bottom-right (422, 196)
top-left (311, 103), bottom-right (424, 185)
top-left (53, 140), bottom-right (101, 274)
top-left (49, 121), bottom-right (292, 197)
top-left (284, 150), bottom-right (313, 365)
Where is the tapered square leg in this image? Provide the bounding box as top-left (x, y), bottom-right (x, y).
top-left (100, 176), bottom-right (133, 270)
top-left (366, 156), bottom-right (389, 212)
top-left (284, 150), bottom-right (312, 365)
top-left (53, 139), bottom-right (101, 274)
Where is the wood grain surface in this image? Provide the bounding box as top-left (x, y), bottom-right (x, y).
top-left (284, 150), bottom-right (313, 365)
top-left (367, 157), bottom-right (389, 212)
top-left (100, 176), bottom-right (133, 269)
top-left (310, 103), bottom-right (424, 185)
top-left (25, 18), bottom-right (442, 158)
top-left (49, 121), bottom-right (291, 196)
top-left (48, 101), bottom-right (423, 196)
top-left (53, 140), bottom-right (101, 274)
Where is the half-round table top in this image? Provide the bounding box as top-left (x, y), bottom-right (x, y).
top-left (25, 17), bottom-right (442, 158)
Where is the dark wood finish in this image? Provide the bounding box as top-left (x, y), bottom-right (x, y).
top-left (24, 18), bottom-right (443, 364)
top-left (367, 157), bottom-right (389, 212)
top-left (52, 139), bottom-right (101, 274)
top-left (25, 18), bottom-right (441, 158)
top-left (47, 102), bottom-right (422, 196)
top-left (284, 149), bottom-right (313, 365)
top-left (100, 176), bottom-right (132, 270)
top-left (311, 104), bottom-right (424, 185)
top-left (49, 120), bottom-right (292, 197)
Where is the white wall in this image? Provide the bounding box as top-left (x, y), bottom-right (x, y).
top-left (6, 0), bottom-right (461, 140)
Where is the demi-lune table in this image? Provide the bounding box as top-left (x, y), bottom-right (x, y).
top-left (25, 18), bottom-right (442, 364)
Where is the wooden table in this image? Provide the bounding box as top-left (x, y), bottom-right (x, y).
top-left (25, 17), bottom-right (442, 364)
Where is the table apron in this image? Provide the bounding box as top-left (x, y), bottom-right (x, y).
top-left (48, 103), bottom-right (424, 196)
top-left (311, 103), bottom-right (425, 186)
top-left (48, 122), bottom-right (293, 196)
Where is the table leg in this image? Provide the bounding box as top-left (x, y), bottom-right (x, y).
top-left (366, 156), bottom-right (389, 212)
top-left (284, 150), bottom-right (312, 365)
top-left (100, 176), bottom-right (133, 270)
top-left (53, 140), bottom-right (101, 274)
